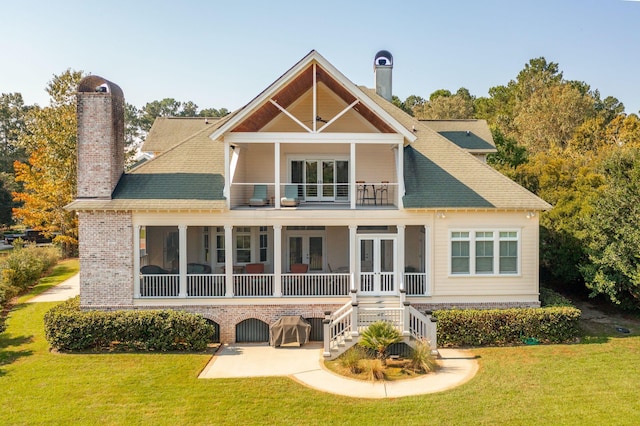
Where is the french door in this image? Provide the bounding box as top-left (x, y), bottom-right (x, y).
top-left (288, 235), bottom-right (324, 272)
top-left (358, 235), bottom-right (396, 295)
top-left (291, 159), bottom-right (348, 202)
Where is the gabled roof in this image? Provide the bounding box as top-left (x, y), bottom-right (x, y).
top-left (360, 88), bottom-right (550, 210)
top-left (420, 120), bottom-right (497, 153)
top-left (208, 50), bottom-right (417, 144)
top-left (142, 116), bottom-right (225, 153)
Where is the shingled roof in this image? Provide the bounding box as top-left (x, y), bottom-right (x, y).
top-left (360, 88), bottom-right (550, 210)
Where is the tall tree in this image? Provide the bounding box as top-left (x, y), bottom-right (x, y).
top-left (0, 93), bottom-right (29, 172)
top-left (13, 69), bottom-right (83, 255)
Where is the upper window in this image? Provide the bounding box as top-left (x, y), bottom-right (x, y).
top-left (450, 230), bottom-right (519, 276)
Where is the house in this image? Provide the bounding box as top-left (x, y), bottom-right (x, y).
top-left (68, 50), bottom-right (550, 355)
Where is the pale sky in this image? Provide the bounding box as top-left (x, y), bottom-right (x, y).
top-left (1, 0), bottom-right (639, 114)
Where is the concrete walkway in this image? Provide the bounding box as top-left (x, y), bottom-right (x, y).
top-left (29, 273), bottom-right (79, 302)
top-left (199, 343), bottom-right (478, 398)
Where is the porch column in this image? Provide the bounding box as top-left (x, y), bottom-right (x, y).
top-left (350, 142), bottom-right (356, 209)
top-left (224, 225), bottom-right (233, 297)
top-left (133, 225), bottom-right (141, 298)
top-left (224, 140), bottom-right (230, 209)
top-left (178, 225), bottom-right (187, 298)
top-left (395, 143), bottom-right (404, 209)
top-left (349, 225), bottom-right (357, 296)
top-left (424, 224), bottom-right (431, 296)
top-left (274, 142), bottom-right (281, 209)
top-left (273, 225), bottom-right (282, 297)
top-left (397, 224), bottom-right (406, 293)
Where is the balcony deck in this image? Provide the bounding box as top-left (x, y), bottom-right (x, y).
top-left (232, 201), bottom-right (397, 211)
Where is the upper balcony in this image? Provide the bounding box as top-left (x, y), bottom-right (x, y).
top-left (226, 140), bottom-right (403, 210)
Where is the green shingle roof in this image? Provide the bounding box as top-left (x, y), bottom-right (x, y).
top-left (112, 173), bottom-right (224, 200)
top-left (437, 131), bottom-right (495, 151)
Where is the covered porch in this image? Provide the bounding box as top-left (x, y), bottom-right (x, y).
top-left (134, 224), bottom-right (430, 299)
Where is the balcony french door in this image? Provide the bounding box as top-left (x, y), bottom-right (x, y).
top-left (292, 159), bottom-right (348, 202)
top-left (358, 235), bottom-right (396, 295)
top-left (288, 235), bottom-right (324, 272)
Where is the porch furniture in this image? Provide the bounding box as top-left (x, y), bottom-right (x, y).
top-left (140, 265), bottom-right (169, 274)
top-left (376, 181), bottom-right (389, 205)
top-left (187, 263), bottom-right (212, 274)
top-left (249, 184), bottom-right (268, 206)
top-left (290, 263), bottom-right (308, 273)
top-left (269, 315), bottom-right (311, 347)
top-left (245, 263), bottom-right (265, 274)
top-left (356, 181), bottom-right (367, 204)
top-left (280, 184), bottom-right (300, 207)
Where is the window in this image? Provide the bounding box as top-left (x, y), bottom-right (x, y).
top-left (259, 226), bottom-right (268, 262)
top-left (216, 227), bottom-right (225, 263)
top-left (475, 232), bottom-right (494, 274)
top-left (450, 230), bottom-right (519, 276)
top-left (499, 232), bottom-right (518, 274)
top-left (451, 232), bottom-right (470, 274)
top-left (236, 227), bottom-right (251, 263)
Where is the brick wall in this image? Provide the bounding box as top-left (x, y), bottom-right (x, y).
top-left (79, 211), bottom-right (134, 307)
top-left (77, 88), bottom-right (124, 198)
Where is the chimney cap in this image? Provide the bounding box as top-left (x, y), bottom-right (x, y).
top-left (374, 50), bottom-right (393, 67)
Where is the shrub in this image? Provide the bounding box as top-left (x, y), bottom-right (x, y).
top-left (339, 345), bottom-right (368, 374)
top-left (358, 321), bottom-right (403, 364)
top-left (1, 244), bottom-right (60, 292)
top-left (409, 340), bottom-right (437, 373)
top-left (361, 358), bottom-right (385, 381)
top-left (44, 297), bottom-right (215, 352)
top-left (540, 287), bottom-right (575, 307)
top-left (433, 307), bottom-right (581, 347)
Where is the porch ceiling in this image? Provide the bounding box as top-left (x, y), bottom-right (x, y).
top-left (231, 63), bottom-right (394, 134)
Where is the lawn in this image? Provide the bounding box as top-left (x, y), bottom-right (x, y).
top-left (2, 265), bottom-right (640, 425)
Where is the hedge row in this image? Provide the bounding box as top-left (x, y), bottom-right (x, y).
top-left (433, 307), bottom-right (582, 347)
top-left (44, 297), bottom-right (215, 352)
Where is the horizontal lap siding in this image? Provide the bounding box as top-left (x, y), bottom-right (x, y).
top-left (431, 211), bottom-right (539, 300)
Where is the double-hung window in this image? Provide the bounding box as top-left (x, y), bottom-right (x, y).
top-left (451, 232), bottom-right (470, 274)
top-left (235, 227), bottom-right (251, 263)
top-left (450, 230), bottom-right (519, 276)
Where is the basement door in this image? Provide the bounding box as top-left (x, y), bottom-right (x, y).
top-left (358, 235), bottom-right (396, 295)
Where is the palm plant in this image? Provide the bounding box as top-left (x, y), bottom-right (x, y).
top-left (358, 320), bottom-right (403, 365)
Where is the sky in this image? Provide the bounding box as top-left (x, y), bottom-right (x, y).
top-left (1, 0), bottom-right (640, 114)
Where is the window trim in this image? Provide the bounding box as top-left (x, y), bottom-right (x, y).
top-left (449, 229), bottom-right (521, 277)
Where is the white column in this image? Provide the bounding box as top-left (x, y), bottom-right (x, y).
top-left (350, 142), bottom-right (356, 209)
top-left (425, 224), bottom-right (431, 296)
top-left (275, 142), bottom-right (281, 209)
top-left (133, 225), bottom-right (141, 298)
top-left (349, 225), bottom-right (358, 295)
top-left (224, 225), bottom-right (233, 297)
top-left (273, 225), bottom-right (282, 297)
top-left (396, 143), bottom-right (404, 209)
top-left (397, 224), bottom-right (405, 293)
top-left (178, 225), bottom-right (187, 298)
top-left (224, 140), bottom-right (230, 209)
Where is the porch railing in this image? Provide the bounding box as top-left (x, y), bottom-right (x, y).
top-left (404, 272), bottom-right (430, 296)
top-left (357, 307), bottom-right (404, 332)
top-left (187, 274), bottom-right (226, 297)
top-left (140, 274), bottom-right (179, 297)
top-left (281, 273), bottom-right (350, 296)
top-left (233, 274), bottom-right (274, 297)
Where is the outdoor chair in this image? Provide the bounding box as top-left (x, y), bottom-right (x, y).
top-left (187, 263), bottom-right (212, 274)
top-left (290, 263), bottom-right (309, 273)
top-left (140, 265), bottom-right (169, 274)
top-left (249, 184), bottom-right (268, 206)
top-left (281, 184), bottom-right (300, 207)
top-left (245, 263), bottom-right (265, 274)
top-left (376, 181), bottom-right (389, 205)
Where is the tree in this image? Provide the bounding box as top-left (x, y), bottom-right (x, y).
top-left (12, 69), bottom-right (83, 256)
top-left (0, 93), bottom-right (30, 173)
top-left (415, 88), bottom-right (474, 120)
top-left (580, 148), bottom-right (640, 308)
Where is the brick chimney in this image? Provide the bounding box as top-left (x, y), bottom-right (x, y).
top-left (374, 50), bottom-right (393, 102)
top-left (76, 76), bottom-right (125, 199)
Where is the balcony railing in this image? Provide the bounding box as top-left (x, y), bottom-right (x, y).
top-left (138, 272), bottom-right (429, 298)
top-left (281, 273), bottom-right (350, 296)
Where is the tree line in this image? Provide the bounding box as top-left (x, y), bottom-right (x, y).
top-left (2, 59), bottom-right (640, 308)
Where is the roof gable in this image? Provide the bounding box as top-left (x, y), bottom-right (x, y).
top-left (209, 50), bottom-right (417, 142)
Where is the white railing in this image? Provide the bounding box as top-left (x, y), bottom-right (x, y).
top-left (381, 272), bottom-right (395, 292)
top-left (408, 306), bottom-right (438, 352)
top-left (404, 273), bottom-right (429, 296)
top-left (233, 274), bottom-right (274, 297)
top-left (281, 273), bottom-right (350, 296)
top-left (140, 274), bottom-right (179, 297)
top-left (357, 307), bottom-right (404, 332)
top-left (187, 274), bottom-right (225, 297)
top-left (359, 273), bottom-right (374, 292)
top-left (328, 305), bottom-right (353, 353)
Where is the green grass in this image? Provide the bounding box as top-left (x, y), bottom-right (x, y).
top-left (16, 258), bottom-right (79, 303)
top-left (2, 266), bottom-right (640, 424)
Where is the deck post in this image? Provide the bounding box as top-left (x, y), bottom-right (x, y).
top-left (273, 225), bottom-right (282, 296)
top-left (351, 302), bottom-right (359, 337)
top-left (402, 300), bottom-right (411, 337)
top-left (224, 225), bottom-right (233, 297)
top-left (178, 225), bottom-right (187, 298)
top-left (323, 310), bottom-right (331, 357)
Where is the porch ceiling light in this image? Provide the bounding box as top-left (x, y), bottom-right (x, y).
top-left (436, 211), bottom-right (446, 219)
